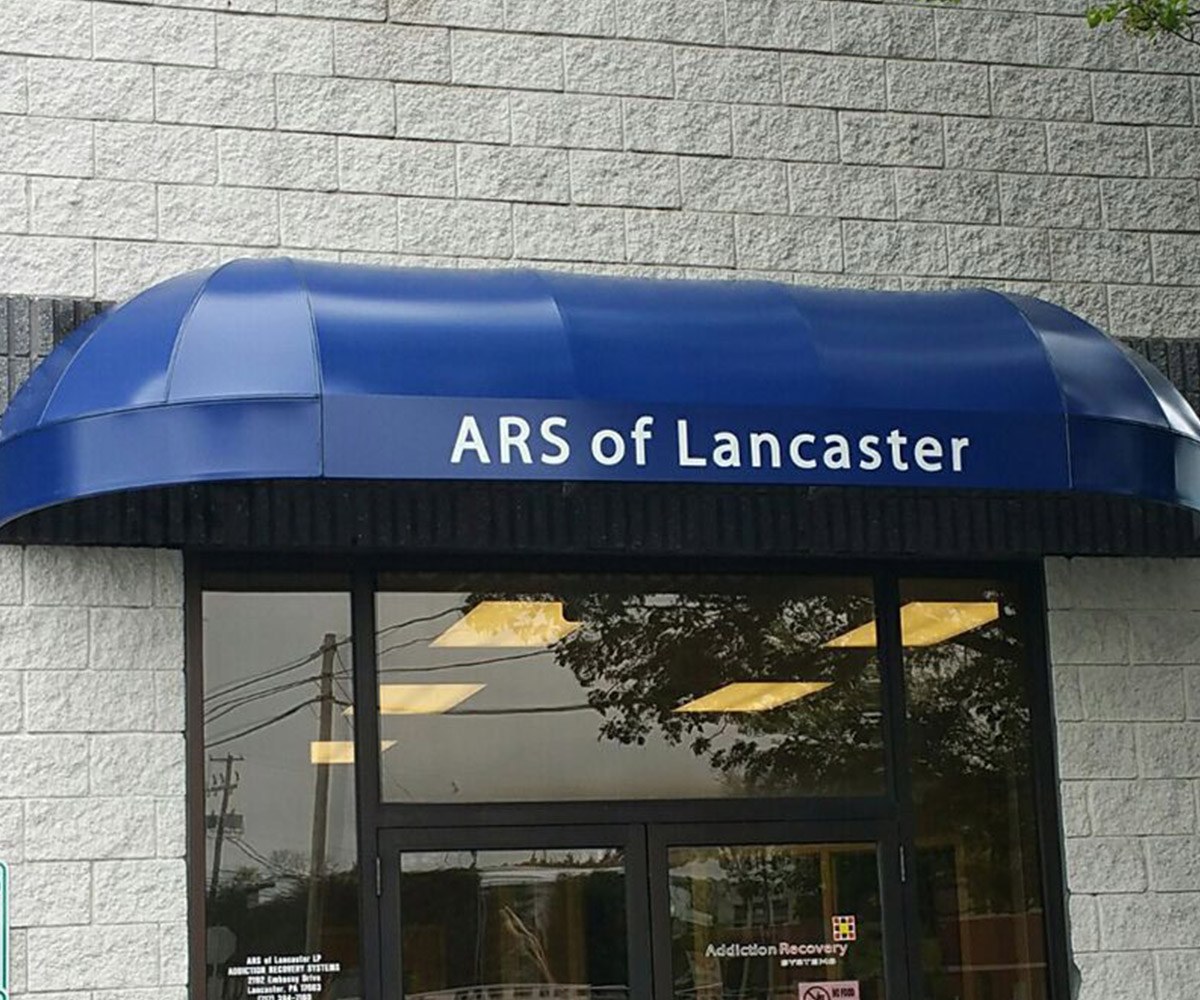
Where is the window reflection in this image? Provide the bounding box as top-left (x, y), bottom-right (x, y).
top-left (668, 843), bottom-right (885, 1000)
top-left (902, 579), bottom-right (1048, 1000)
top-left (203, 592), bottom-right (360, 1000)
top-left (399, 848), bottom-right (629, 1000)
top-left (375, 576), bottom-right (884, 802)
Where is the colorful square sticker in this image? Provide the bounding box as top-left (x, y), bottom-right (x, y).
top-left (831, 915), bottom-right (857, 943)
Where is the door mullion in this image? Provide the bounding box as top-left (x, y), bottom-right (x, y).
top-left (876, 575), bottom-right (921, 1000)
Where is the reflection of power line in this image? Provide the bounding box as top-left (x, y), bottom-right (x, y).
top-left (203, 606), bottom-right (464, 704)
top-left (204, 669), bottom-right (352, 724)
top-left (377, 648), bottom-right (548, 675)
top-left (208, 698), bottom-right (334, 748)
top-left (449, 704), bottom-right (594, 716)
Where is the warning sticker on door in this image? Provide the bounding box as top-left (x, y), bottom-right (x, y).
top-left (798, 981), bottom-right (860, 1000)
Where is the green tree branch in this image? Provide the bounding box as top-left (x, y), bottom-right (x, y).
top-left (927, 0), bottom-right (1197, 45)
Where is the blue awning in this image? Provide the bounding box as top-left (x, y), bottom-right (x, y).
top-left (1, 256), bottom-right (1199, 527)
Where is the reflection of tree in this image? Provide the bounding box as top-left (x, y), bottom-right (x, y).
top-left (485, 588), bottom-right (882, 797)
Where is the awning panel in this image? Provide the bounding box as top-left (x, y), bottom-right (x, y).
top-left (1, 257), bottom-right (1198, 527)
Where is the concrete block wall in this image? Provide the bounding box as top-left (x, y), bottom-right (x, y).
top-left (0, 545), bottom-right (187, 1000)
top-left (1047, 558), bottom-right (1200, 1000)
top-left (0, 0), bottom-right (1193, 337)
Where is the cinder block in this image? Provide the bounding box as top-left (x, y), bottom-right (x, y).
top-left (783, 54), bottom-right (885, 111)
top-left (947, 224), bottom-right (1049, 280)
top-left (887, 60), bottom-right (989, 117)
top-left (733, 105), bottom-right (837, 162)
top-left (0, 0), bottom-right (92, 59)
top-left (735, 214), bottom-right (842, 272)
top-left (564, 38), bottom-right (673, 97)
top-left (626, 209), bottom-right (734, 267)
top-left (25, 671), bottom-right (161, 734)
top-left (451, 30), bottom-right (562, 90)
top-left (218, 14), bottom-right (334, 76)
top-left (1047, 123), bottom-right (1148, 177)
top-left (1089, 779), bottom-right (1195, 835)
top-left (26, 924), bottom-right (160, 991)
top-left (156, 67), bottom-right (275, 129)
top-left (395, 83), bottom-right (509, 143)
top-left (677, 47), bottom-right (780, 104)
top-left (513, 204), bottom-right (625, 263)
top-left (614, 0), bottom-right (724, 45)
top-left (831, 2), bottom-right (931, 59)
top-left (90, 733), bottom-right (185, 798)
top-left (279, 190), bottom-right (398, 251)
top-left (990, 65), bottom-right (1092, 122)
top-left (842, 220), bottom-right (947, 276)
top-left (680, 158), bottom-right (787, 214)
top-left (277, 74), bottom-right (393, 136)
top-left (219, 130), bottom-right (337, 191)
top-left (457, 144), bottom-right (570, 204)
top-left (158, 184), bottom-right (279, 247)
top-left (0, 235), bottom-right (94, 297)
top-left (26, 798), bottom-right (156, 861)
top-left (338, 136), bottom-right (454, 197)
top-left (1094, 71), bottom-right (1194, 126)
top-left (95, 4), bottom-right (215, 67)
top-left (1057, 721), bottom-right (1138, 780)
top-left (90, 607), bottom-right (183, 672)
top-left (506, 0), bottom-right (615, 36)
top-left (31, 178), bottom-right (156, 241)
top-left (93, 859), bottom-right (187, 924)
top-left (1066, 837), bottom-right (1148, 893)
top-left (512, 93), bottom-right (622, 151)
top-left (934, 8), bottom-right (1039, 65)
top-left (0, 735), bottom-right (88, 797)
top-left (98, 123), bottom-right (217, 185)
top-left (945, 117), bottom-right (1046, 172)
top-left (397, 197), bottom-right (512, 257)
top-left (29, 59), bottom-right (152, 122)
top-left (789, 163), bottom-right (894, 220)
top-left (895, 169), bottom-right (998, 225)
top-left (839, 112), bottom-right (943, 168)
top-left (728, 0), bottom-right (832, 52)
top-left (7, 861), bottom-right (90, 928)
top-left (1000, 175), bottom-right (1101, 229)
top-left (571, 151), bottom-right (680, 209)
top-left (333, 22), bottom-right (448, 81)
top-left (624, 99), bottom-right (731, 156)
top-left (1103, 178), bottom-right (1200, 231)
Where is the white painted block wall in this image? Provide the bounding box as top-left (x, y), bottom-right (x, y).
top-left (1047, 558), bottom-right (1200, 1000)
top-left (0, 0), bottom-right (1195, 340)
top-left (0, 545), bottom-right (186, 1000)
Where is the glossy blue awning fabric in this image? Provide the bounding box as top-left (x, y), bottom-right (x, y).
top-left (2, 256), bottom-right (1199, 526)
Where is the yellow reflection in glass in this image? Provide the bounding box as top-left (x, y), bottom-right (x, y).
top-left (431, 600), bottom-right (580, 647)
top-left (311, 740), bottom-right (397, 764)
top-left (824, 601), bottom-right (1000, 649)
top-left (674, 681), bottom-right (831, 713)
top-left (377, 683), bottom-right (485, 714)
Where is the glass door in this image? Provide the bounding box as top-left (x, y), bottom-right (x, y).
top-left (380, 826), bottom-right (652, 1000)
top-left (649, 824), bottom-right (902, 1000)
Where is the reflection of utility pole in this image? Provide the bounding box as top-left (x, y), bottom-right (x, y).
top-left (306, 633), bottom-right (337, 952)
top-left (208, 753), bottom-right (243, 899)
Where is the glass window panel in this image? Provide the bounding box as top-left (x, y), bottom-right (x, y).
top-left (901, 579), bottom-right (1049, 1000)
top-left (375, 575), bottom-right (883, 802)
top-left (398, 847), bottom-right (629, 1000)
top-left (203, 592), bottom-right (360, 1000)
top-left (668, 843), bottom-right (885, 1000)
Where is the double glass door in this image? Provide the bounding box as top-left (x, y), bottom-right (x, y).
top-left (380, 822), bottom-right (902, 1000)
